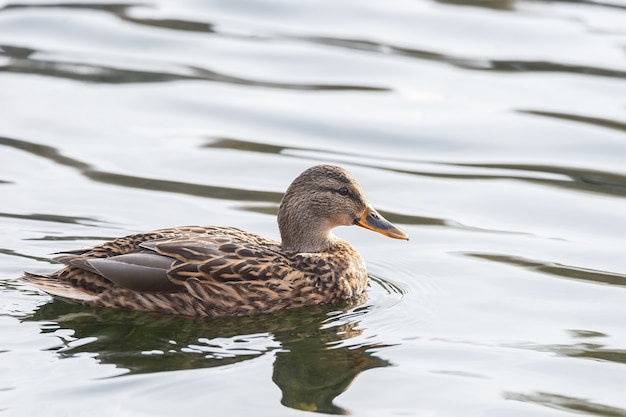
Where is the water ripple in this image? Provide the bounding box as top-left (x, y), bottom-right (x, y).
top-left (445, 162), bottom-right (626, 198)
top-left (0, 43), bottom-right (388, 90)
top-left (0, 211), bottom-right (102, 225)
top-left (297, 36), bottom-right (626, 80)
top-left (0, 135), bottom-right (89, 170)
top-left (0, 3), bottom-right (214, 34)
top-left (519, 109), bottom-right (626, 133)
top-left (505, 391), bottom-right (626, 417)
top-left (209, 135), bottom-right (626, 199)
top-left (1, 135), bottom-right (435, 225)
top-left (464, 252), bottom-right (626, 288)
top-left (22, 298), bottom-right (392, 414)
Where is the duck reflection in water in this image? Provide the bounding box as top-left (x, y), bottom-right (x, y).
top-left (27, 296), bottom-right (392, 415)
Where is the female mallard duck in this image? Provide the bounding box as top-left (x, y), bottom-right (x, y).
top-left (24, 165), bottom-right (408, 316)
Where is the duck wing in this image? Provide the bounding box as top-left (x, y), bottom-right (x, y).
top-left (140, 238), bottom-right (305, 314)
top-left (141, 238), bottom-right (293, 285)
top-left (54, 251), bottom-right (183, 292)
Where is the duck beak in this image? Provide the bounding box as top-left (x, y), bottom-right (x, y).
top-left (354, 206), bottom-right (409, 240)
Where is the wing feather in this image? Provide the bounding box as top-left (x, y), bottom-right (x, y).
top-left (147, 239), bottom-right (296, 288)
top-left (87, 253), bottom-right (182, 292)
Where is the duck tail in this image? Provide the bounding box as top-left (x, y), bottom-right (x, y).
top-left (22, 272), bottom-right (99, 303)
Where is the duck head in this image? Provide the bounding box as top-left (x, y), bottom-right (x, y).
top-left (278, 165), bottom-right (409, 252)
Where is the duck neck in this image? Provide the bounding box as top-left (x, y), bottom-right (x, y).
top-left (278, 210), bottom-right (336, 253)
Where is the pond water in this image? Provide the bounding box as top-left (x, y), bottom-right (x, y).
top-left (1, 0), bottom-right (625, 416)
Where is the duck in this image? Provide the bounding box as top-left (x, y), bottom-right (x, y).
top-left (23, 165), bottom-right (409, 316)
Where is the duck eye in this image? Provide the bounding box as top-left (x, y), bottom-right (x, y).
top-left (338, 187), bottom-right (349, 196)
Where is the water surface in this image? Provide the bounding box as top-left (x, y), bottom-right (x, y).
top-left (1, 0), bottom-right (625, 416)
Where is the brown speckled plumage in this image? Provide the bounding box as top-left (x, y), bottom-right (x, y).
top-left (24, 165), bottom-right (408, 316)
